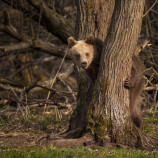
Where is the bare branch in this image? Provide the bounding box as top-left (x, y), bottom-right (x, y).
top-left (27, 0), bottom-right (74, 43)
top-left (0, 83), bottom-right (22, 93)
top-left (0, 42), bottom-right (31, 53)
top-left (33, 40), bottom-right (70, 59)
top-left (2, 0), bottom-right (74, 43)
top-left (135, 40), bottom-right (151, 55)
top-left (144, 84), bottom-right (158, 91)
top-left (57, 76), bottom-right (76, 101)
top-left (0, 22), bottom-right (71, 59)
top-left (0, 77), bottom-right (23, 87)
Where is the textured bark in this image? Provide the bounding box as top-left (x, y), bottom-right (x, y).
top-left (88, 0), bottom-right (145, 142)
top-left (75, 0), bottom-right (115, 40)
top-left (0, 42), bottom-right (31, 53)
top-left (68, 0), bottom-right (149, 147)
top-left (67, 0), bottom-right (115, 137)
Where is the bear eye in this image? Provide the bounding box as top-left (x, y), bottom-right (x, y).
top-left (76, 54), bottom-right (80, 59)
top-left (86, 52), bottom-right (89, 56)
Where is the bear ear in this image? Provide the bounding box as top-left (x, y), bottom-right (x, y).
top-left (85, 34), bottom-right (95, 45)
top-left (68, 37), bottom-right (77, 48)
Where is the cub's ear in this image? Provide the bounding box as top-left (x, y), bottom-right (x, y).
top-left (68, 37), bottom-right (77, 48)
top-left (85, 34), bottom-right (95, 45)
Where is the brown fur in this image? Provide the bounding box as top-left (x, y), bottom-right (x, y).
top-left (124, 55), bottom-right (144, 128)
top-left (68, 35), bottom-right (103, 81)
top-left (68, 35), bottom-right (144, 128)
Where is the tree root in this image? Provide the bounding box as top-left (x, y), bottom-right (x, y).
top-left (135, 127), bottom-right (158, 150)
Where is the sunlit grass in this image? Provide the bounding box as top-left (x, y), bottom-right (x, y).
top-left (0, 147), bottom-right (158, 158)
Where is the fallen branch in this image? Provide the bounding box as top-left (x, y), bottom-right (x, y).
top-left (27, 0), bottom-right (74, 43)
top-left (0, 22), bottom-right (70, 59)
top-left (0, 77), bottom-right (23, 87)
top-left (144, 84), bottom-right (158, 91)
top-left (9, 56), bottom-right (56, 77)
top-left (36, 83), bottom-right (76, 95)
top-left (33, 39), bottom-right (69, 59)
top-left (0, 42), bottom-right (31, 53)
top-left (0, 75), bottom-right (76, 108)
top-left (2, 0), bottom-right (74, 43)
top-left (0, 83), bottom-right (22, 93)
top-left (57, 76), bottom-right (76, 101)
top-left (28, 102), bottom-right (72, 110)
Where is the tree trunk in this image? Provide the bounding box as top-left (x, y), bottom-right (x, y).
top-left (67, 0), bottom-right (158, 149)
top-left (75, 0), bottom-right (115, 39)
top-left (67, 0), bottom-right (115, 137)
top-left (88, 0), bottom-right (145, 143)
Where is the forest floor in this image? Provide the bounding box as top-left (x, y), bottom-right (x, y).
top-left (0, 105), bottom-right (158, 153)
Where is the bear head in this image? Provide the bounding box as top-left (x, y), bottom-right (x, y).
top-left (68, 34), bottom-right (95, 70)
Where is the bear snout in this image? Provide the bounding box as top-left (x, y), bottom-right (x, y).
top-left (81, 61), bottom-right (87, 68)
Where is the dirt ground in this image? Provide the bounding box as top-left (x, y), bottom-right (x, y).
top-left (0, 105), bottom-right (158, 150)
top-left (0, 106), bottom-right (96, 149)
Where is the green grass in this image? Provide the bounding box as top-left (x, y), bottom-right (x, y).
top-left (143, 112), bottom-right (158, 124)
top-left (0, 107), bottom-right (158, 158)
top-left (142, 112), bottom-right (158, 136)
top-left (0, 147), bottom-right (158, 158)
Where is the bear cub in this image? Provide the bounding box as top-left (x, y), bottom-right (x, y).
top-left (68, 35), bottom-right (103, 82)
top-left (68, 34), bottom-right (144, 128)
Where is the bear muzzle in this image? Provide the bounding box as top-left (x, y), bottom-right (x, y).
top-left (81, 61), bottom-right (88, 68)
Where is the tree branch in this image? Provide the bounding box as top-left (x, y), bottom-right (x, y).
top-left (144, 84), bottom-right (158, 91)
top-left (0, 22), bottom-right (71, 59)
top-left (135, 40), bottom-right (151, 55)
top-left (0, 42), bottom-right (31, 53)
top-left (27, 0), bottom-right (74, 43)
top-left (2, 0), bottom-right (74, 43)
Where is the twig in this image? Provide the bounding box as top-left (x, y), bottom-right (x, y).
top-left (28, 104), bottom-right (63, 109)
top-left (18, 83), bottom-right (37, 102)
top-left (57, 76), bottom-right (76, 101)
top-left (135, 40), bottom-right (151, 55)
top-left (44, 47), bottom-right (69, 112)
top-left (8, 84), bottom-right (26, 120)
top-left (144, 84), bottom-right (158, 91)
top-left (0, 77), bottom-right (22, 87)
top-left (9, 56), bottom-right (56, 77)
top-left (36, 83), bottom-right (76, 94)
top-left (144, 67), bottom-right (158, 80)
top-left (0, 83), bottom-right (22, 93)
top-left (143, 0), bottom-right (158, 17)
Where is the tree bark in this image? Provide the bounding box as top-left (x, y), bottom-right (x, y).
top-left (75, 0), bottom-right (115, 40)
top-left (88, 0), bottom-right (145, 143)
top-left (67, 0), bottom-right (115, 137)
top-left (67, 0), bottom-right (158, 149)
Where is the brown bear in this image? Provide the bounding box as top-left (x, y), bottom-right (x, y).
top-left (124, 55), bottom-right (144, 128)
top-left (68, 34), bottom-right (103, 82)
top-left (68, 34), bottom-right (144, 128)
